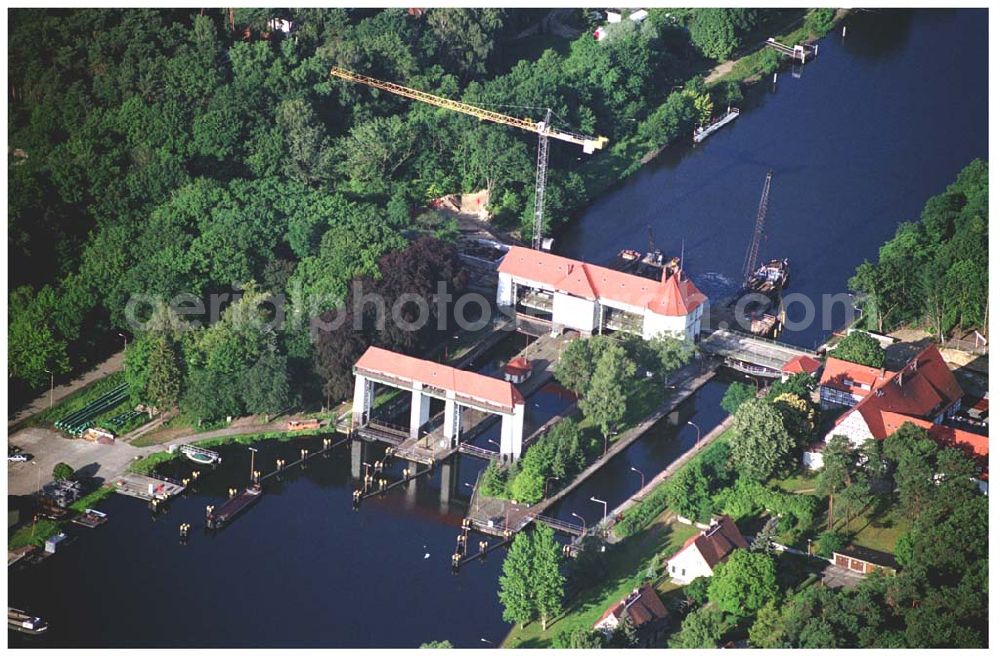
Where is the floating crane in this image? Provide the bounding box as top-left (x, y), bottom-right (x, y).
top-left (741, 170), bottom-right (774, 283)
top-left (328, 66), bottom-right (608, 250)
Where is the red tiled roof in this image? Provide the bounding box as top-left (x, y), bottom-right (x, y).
top-left (820, 357), bottom-right (892, 397)
top-left (851, 345), bottom-right (963, 433)
top-left (354, 347), bottom-right (524, 410)
top-left (595, 584), bottom-right (668, 630)
top-left (880, 411), bottom-right (988, 458)
top-left (782, 354), bottom-right (822, 375)
top-left (503, 357), bottom-right (532, 377)
top-left (498, 246), bottom-right (706, 316)
top-left (669, 515), bottom-right (747, 570)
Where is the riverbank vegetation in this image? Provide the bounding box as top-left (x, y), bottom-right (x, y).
top-left (850, 159), bottom-right (988, 338)
top-left (9, 7), bottom-right (838, 420)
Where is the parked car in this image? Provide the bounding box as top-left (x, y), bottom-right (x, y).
top-left (8, 454), bottom-right (30, 463)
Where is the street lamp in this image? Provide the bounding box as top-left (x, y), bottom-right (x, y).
top-left (543, 476), bottom-right (558, 498)
top-left (571, 512), bottom-right (587, 535)
top-left (629, 466), bottom-right (645, 490)
top-left (44, 368), bottom-right (53, 409)
top-left (686, 420), bottom-right (701, 443)
top-left (486, 438), bottom-right (503, 462)
top-left (590, 496), bottom-right (608, 523)
top-left (248, 447), bottom-right (258, 481)
top-left (117, 332), bottom-right (128, 353)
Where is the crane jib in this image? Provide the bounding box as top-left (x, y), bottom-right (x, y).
top-left (329, 66), bottom-right (606, 152)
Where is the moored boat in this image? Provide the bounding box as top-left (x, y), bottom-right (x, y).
top-left (745, 258), bottom-right (790, 295)
top-left (8, 607), bottom-right (49, 635)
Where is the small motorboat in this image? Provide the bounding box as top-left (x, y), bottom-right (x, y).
top-left (8, 607), bottom-right (49, 635)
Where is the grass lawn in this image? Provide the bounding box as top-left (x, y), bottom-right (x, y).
top-left (839, 503), bottom-right (911, 555)
top-left (8, 519), bottom-right (61, 550)
top-left (503, 511), bottom-right (698, 648)
top-left (770, 469), bottom-right (820, 494)
top-left (69, 485), bottom-right (116, 513)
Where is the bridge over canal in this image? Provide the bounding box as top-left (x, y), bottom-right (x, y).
top-left (699, 329), bottom-right (820, 379)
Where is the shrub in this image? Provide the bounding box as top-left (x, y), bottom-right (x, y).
top-left (52, 462), bottom-right (74, 481)
top-left (815, 530), bottom-right (848, 558)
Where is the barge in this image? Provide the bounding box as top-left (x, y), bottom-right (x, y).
top-left (206, 484), bottom-right (263, 529)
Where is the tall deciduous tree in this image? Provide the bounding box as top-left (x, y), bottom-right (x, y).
top-left (829, 331), bottom-right (886, 368)
top-left (242, 347), bottom-right (292, 422)
top-left (498, 530), bottom-right (537, 628)
top-left (531, 523), bottom-right (566, 631)
top-left (707, 549), bottom-right (778, 616)
top-left (721, 381), bottom-right (755, 415)
top-left (145, 336), bottom-right (182, 411)
top-left (729, 399), bottom-right (796, 481)
top-left (580, 342), bottom-right (636, 448)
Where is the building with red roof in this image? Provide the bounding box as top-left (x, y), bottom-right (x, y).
top-left (353, 347), bottom-right (526, 459)
top-left (593, 584), bottom-right (669, 645)
top-left (780, 354), bottom-right (822, 382)
top-left (664, 515), bottom-right (747, 584)
top-left (496, 246), bottom-right (708, 342)
top-left (806, 345), bottom-right (987, 489)
top-left (502, 356), bottom-right (533, 385)
top-left (818, 356), bottom-right (895, 409)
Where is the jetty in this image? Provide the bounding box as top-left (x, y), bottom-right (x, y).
top-left (114, 474), bottom-right (185, 502)
top-left (765, 37), bottom-right (819, 64)
top-left (693, 107), bottom-right (740, 144)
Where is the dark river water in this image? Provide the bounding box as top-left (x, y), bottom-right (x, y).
top-left (559, 9), bottom-right (987, 349)
top-left (9, 9), bottom-right (988, 648)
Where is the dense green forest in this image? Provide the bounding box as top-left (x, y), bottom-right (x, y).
top-left (850, 159), bottom-right (988, 338)
top-left (8, 8), bottom-right (783, 416)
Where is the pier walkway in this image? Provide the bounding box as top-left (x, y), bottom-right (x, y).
top-left (700, 329), bottom-right (818, 378)
top-left (465, 357), bottom-right (720, 537)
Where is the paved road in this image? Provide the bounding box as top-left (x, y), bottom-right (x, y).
top-left (8, 351), bottom-right (124, 429)
top-left (7, 427), bottom-right (160, 496)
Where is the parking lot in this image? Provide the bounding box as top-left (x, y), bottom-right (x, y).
top-left (7, 427), bottom-right (160, 495)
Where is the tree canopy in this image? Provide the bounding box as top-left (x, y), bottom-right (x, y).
top-left (829, 331), bottom-right (886, 368)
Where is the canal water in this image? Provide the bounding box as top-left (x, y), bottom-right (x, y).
top-left (558, 9), bottom-right (988, 349)
top-left (9, 9), bottom-right (988, 648)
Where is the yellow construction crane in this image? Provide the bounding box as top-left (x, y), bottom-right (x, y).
top-left (330, 66), bottom-right (608, 251)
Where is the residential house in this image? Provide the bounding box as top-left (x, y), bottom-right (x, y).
top-left (805, 345), bottom-right (987, 491)
top-left (780, 354), bottom-right (822, 383)
top-left (593, 583), bottom-right (669, 646)
top-left (664, 515), bottom-right (747, 584)
top-left (818, 357), bottom-right (893, 409)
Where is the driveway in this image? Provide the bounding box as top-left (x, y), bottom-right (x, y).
top-left (821, 563), bottom-right (865, 590)
top-left (7, 427), bottom-right (160, 495)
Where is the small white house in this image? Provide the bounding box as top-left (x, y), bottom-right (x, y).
top-left (664, 516), bottom-right (747, 584)
top-left (629, 10), bottom-right (649, 23)
top-left (606, 11), bottom-right (622, 23)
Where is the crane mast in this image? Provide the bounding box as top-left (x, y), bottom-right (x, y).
top-left (328, 66), bottom-right (607, 250)
top-left (742, 170), bottom-right (773, 283)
